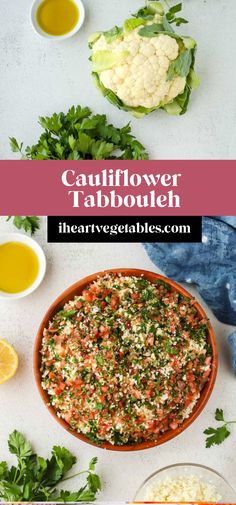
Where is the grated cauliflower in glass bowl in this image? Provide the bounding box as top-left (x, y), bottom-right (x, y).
top-left (134, 463), bottom-right (236, 503)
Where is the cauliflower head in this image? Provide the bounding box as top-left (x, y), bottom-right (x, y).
top-left (89, 1), bottom-right (199, 117)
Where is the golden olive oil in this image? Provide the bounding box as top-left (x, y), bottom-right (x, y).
top-left (0, 242), bottom-right (39, 294)
top-left (37, 0), bottom-right (79, 36)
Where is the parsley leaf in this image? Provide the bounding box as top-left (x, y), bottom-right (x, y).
top-left (57, 310), bottom-right (77, 319)
top-left (7, 216), bottom-right (40, 235)
top-left (204, 409), bottom-right (236, 448)
top-left (215, 408), bottom-right (225, 422)
top-left (166, 3), bottom-right (188, 27)
top-left (10, 105), bottom-right (148, 160)
top-left (51, 446), bottom-right (76, 475)
top-left (9, 137), bottom-right (24, 154)
top-left (87, 472), bottom-right (102, 494)
top-left (89, 457), bottom-right (98, 472)
top-left (204, 426), bottom-right (231, 448)
top-left (8, 431), bottom-right (33, 459)
top-left (0, 431), bottom-right (101, 502)
top-left (0, 462), bottom-right (8, 480)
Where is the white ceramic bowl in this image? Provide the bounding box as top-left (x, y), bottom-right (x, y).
top-left (0, 233), bottom-right (46, 300)
top-left (134, 463), bottom-right (236, 504)
top-left (30, 0), bottom-right (85, 40)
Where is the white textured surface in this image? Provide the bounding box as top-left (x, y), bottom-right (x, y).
top-left (0, 216), bottom-right (236, 500)
top-left (0, 0), bottom-right (236, 160)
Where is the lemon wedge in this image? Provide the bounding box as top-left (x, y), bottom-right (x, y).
top-left (0, 339), bottom-right (19, 384)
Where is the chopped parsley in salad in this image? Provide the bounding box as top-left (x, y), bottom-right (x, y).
top-left (41, 274), bottom-right (212, 445)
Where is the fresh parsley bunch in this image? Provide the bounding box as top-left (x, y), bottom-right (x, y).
top-left (6, 216), bottom-right (40, 235)
top-left (10, 105), bottom-right (148, 160)
top-left (0, 431), bottom-right (101, 502)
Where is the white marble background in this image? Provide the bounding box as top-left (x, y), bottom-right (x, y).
top-left (0, 0), bottom-right (236, 160)
top-left (0, 216), bottom-right (235, 500)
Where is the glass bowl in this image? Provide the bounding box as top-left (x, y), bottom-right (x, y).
top-left (134, 463), bottom-right (236, 503)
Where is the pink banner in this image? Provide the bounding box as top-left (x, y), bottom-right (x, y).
top-left (0, 160), bottom-right (235, 216)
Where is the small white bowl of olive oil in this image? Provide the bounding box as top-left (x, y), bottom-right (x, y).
top-left (0, 233), bottom-right (46, 300)
top-left (31, 0), bottom-right (85, 40)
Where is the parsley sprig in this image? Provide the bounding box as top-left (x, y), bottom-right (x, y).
top-left (136, 1), bottom-right (188, 27)
top-left (204, 409), bottom-right (236, 448)
top-left (6, 216), bottom-right (40, 235)
top-left (164, 2), bottom-right (188, 27)
top-left (10, 105), bottom-right (148, 160)
top-left (0, 431), bottom-right (101, 502)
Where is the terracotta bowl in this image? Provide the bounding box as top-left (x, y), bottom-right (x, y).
top-left (34, 268), bottom-right (218, 451)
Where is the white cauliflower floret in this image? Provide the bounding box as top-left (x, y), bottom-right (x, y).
top-left (140, 42), bottom-right (156, 57)
top-left (93, 28), bottom-right (187, 109)
top-left (165, 76), bottom-right (186, 102)
top-left (152, 34), bottom-right (179, 60)
top-left (100, 69), bottom-right (113, 88)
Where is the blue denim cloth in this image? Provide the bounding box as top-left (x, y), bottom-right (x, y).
top-left (144, 217), bottom-right (236, 373)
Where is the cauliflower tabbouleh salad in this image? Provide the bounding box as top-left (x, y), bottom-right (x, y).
top-left (41, 274), bottom-right (212, 445)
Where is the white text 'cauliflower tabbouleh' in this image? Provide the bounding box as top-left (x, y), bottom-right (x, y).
top-left (41, 274), bottom-right (212, 445)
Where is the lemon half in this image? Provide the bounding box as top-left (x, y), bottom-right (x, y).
top-left (0, 339), bottom-right (19, 384)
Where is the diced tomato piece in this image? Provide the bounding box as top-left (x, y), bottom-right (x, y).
top-left (178, 380), bottom-right (186, 391)
top-left (72, 377), bottom-right (84, 389)
top-left (146, 335), bottom-right (154, 346)
top-left (55, 382), bottom-right (66, 396)
top-left (131, 387), bottom-right (141, 399)
top-left (45, 359), bottom-right (55, 366)
top-left (99, 325), bottom-right (110, 337)
top-left (147, 420), bottom-right (159, 433)
top-left (137, 415), bottom-right (145, 423)
top-left (170, 421), bottom-right (178, 430)
top-left (49, 372), bottom-right (55, 379)
top-left (101, 289), bottom-right (112, 299)
top-left (110, 295), bottom-right (120, 309)
top-left (105, 350), bottom-right (113, 360)
top-left (82, 290), bottom-right (96, 302)
top-left (202, 369), bottom-right (211, 380)
top-left (92, 328), bottom-right (99, 338)
top-left (131, 292), bottom-right (140, 300)
top-left (146, 387), bottom-right (155, 399)
top-left (101, 385), bottom-right (109, 393)
top-left (76, 301), bottom-right (83, 309)
top-left (185, 394), bottom-right (194, 407)
top-left (98, 395), bottom-right (106, 403)
top-left (171, 357), bottom-right (181, 372)
top-left (48, 327), bottom-right (58, 334)
top-left (64, 412), bottom-right (72, 424)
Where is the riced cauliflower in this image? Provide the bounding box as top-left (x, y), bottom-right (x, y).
top-left (89, 1), bottom-right (200, 117)
top-left (143, 475), bottom-right (221, 502)
top-left (40, 274), bottom-right (212, 446)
